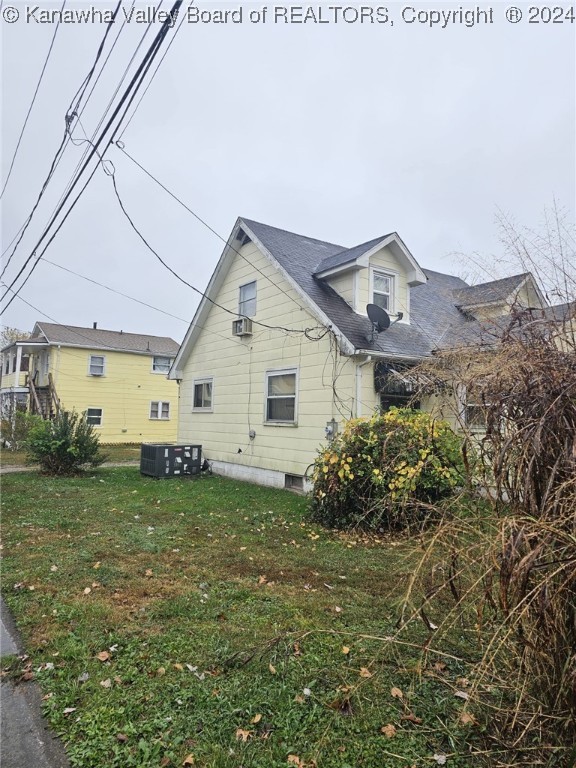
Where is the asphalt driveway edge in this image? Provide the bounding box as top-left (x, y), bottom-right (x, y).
top-left (1, 596), bottom-right (71, 768)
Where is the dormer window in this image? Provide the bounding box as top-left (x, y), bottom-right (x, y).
top-left (372, 270), bottom-right (394, 312)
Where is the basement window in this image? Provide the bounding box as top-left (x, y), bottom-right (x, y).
top-left (284, 474), bottom-right (304, 492)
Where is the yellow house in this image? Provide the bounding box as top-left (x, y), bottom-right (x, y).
top-left (170, 217), bottom-right (562, 490)
top-left (1, 322), bottom-right (180, 444)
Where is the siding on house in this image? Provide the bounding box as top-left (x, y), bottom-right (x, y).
top-left (356, 245), bottom-right (411, 322)
top-left (29, 346), bottom-right (178, 443)
top-left (325, 272), bottom-right (356, 309)
top-left (177, 241), bottom-right (361, 479)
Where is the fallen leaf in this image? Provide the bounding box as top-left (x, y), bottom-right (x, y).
top-left (50, 565), bottom-right (58, 572)
top-left (83, 587), bottom-right (91, 595)
top-left (100, 678), bottom-right (112, 688)
top-left (93, 562), bottom-right (101, 569)
top-left (235, 728), bottom-right (252, 742)
top-left (334, 606), bottom-right (342, 613)
top-left (433, 754), bottom-right (447, 765)
top-left (145, 569), bottom-right (153, 577)
top-left (455, 690), bottom-right (469, 700)
top-left (287, 756), bottom-right (303, 766)
top-left (258, 575), bottom-right (267, 585)
top-left (183, 754), bottom-right (195, 765)
top-left (359, 667), bottom-right (372, 678)
top-left (380, 723), bottom-right (397, 738)
top-left (390, 686), bottom-right (403, 698)
top-left (251, 713), bottom-right (262, 724)
top-left (459, 711), bottom-right (476, 725)
top-left (160, 757), bottom-right (170, 767)
top-left (173, 663), bottom-right (184, 671)
top-left (96, 651), bottom-right (110, 662)
top-left (157, 667), bottom-right (166, 676)
top-left (63, 707), bottom-right (77, 715)
top-left (116, 733), bottom-right (128, 742)
top-left (341, 646), bottom-right (350, 655)
top-left (401, 712), bottom-right (423, 724)
top-left (269, 663), bottom-right (277, 675)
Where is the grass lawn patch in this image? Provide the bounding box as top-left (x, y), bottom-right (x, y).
top-left (1, 469), bottom-right (482, 767)
top-left (0, 442), bottom-right (141, 468)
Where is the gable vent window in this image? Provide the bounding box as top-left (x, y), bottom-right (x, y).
top-left (89, 355), bottom-right (105, 376)
top-left (239, 281), bottom-right (256, 317)
top-left (372, 271), bottom-right (393, 311)
top-left (152, 356), bottom-right (172, 374)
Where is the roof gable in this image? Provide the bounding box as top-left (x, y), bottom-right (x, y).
top-left (453, 272), bottom-right (546, 310)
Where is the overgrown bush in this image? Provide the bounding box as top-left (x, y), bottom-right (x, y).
top-left (309, 408), bottom-right (464, 530)
top-left (1, 411), bottom-right (43, 449)
top-left (26, 410), bottom-right (107, 475)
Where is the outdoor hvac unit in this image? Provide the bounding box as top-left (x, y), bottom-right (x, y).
top-left (140, 444), bottom-right (202, 478)
top-left (232, 317), bottom-right (253, 337)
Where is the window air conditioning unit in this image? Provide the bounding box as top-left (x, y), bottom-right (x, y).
top-left (232, 317), bottom-right (253, 337)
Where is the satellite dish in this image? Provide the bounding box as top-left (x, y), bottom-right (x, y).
top-left (366, 303), bottom-right (391, 333)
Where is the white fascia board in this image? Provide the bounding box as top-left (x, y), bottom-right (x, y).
top-left (505, 273), bottom-right (548, 308)
top-left (171, 217), bottom-right (357, 377)
top-left (354, 348), bottom-right (428, 362)
top-left (241, 221), bottom-right (356, 356)
top-left (170, 219), bottom-right (245, 379)
top-left (316, 233), bottom-right (427, 287)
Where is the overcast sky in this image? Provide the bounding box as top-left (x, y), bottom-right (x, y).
top-left (1, 1), bottom-right (574, 343)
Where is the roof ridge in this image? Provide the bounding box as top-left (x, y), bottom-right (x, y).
top-left (240, 217), bottom-right (345, 250)
top-left (37, 321), bottom-right (176, 341)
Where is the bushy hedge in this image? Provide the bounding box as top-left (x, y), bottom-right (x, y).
top-left (26, 410), bottom-right (107, 475)
top-left (309, 408), bottom-right (464, 530)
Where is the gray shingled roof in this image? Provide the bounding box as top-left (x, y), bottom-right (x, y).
top-left (314, 235), bottom-right (392, 274)
top-left (453, 273), bottom-right (529, 307)
top-left (241, 219), bottom-right (470, 358)
top-left (32, 322), bottom-right (179, 356)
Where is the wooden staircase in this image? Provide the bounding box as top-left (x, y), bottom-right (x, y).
top-left (28, 373), bottom-right (61, 420)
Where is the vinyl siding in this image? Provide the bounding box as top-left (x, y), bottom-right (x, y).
top-left (43, 347), bottom-right (178, 443)
top-left (177, 241), bottom-right (358, 476)
top-left (357, 245), bottom-right (410, 321)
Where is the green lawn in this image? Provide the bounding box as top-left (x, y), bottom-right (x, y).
top-left (1, 468), bottom-right (481, 768)
top-left (0, 443), bottom-right (141, 467)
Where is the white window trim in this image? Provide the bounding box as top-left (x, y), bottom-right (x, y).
top-left (86, 407), bottom-right (103, 427)
top-left (238, 280), bottom-right (257, 317)
top-left (149, 400), bottom-right (171, 420)
top-left (151, 356), bottom-right (173, 375)
top-left (88, 354), bottom-right (106, 377)
top-left (264, 367), bottom-right (299, 426)
top-left (192, 377), bottom-right (214, 412)
top-left (369, 267), bottom-right (396, 315)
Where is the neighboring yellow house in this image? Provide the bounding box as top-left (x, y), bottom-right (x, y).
top-left (0, 322), bottom-right (180, 444)
top-left (170, 217), bottom-right (564, 491)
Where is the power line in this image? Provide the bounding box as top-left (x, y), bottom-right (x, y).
top-left (114, 143), bottom-right (310, 313)
top-left (41, 258), bottom-right (189, 323)
top-left (0, 0), bottom-right (184, 312)
top-left (0, 0), bottom-right (123, 280)
top-left (109, 172), bottom-right (330, 340)
top-left (0, 0), bottom-right (66, 200)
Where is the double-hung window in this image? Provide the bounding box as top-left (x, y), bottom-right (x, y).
top-left (372, 271), bottom-right (394, 311)
top-left (152, 356), bottom-right (172, 374)
top-left (150, 401), bottom-right (170, 420)
top-left (239, 281), bottom-right (256, 317)
top-left (265, 369), bottom-right (297, 424)
top-left (89, 355), bottom-right (105, 376)
top-left (86, 408), bottom-right (103, 426)
top-left (193, 378), bottom-right (213, 411)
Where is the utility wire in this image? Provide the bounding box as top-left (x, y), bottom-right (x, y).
top-left (0, 0), bottom-right (123, 280)
top-left (114, 143), bottom-right (309, 313)
top-left (0, 0), bottom-right (66, 200)
top-left (0, 0), bottom-right (184, 312)
top-left (109, 172), bottom-right (330, 340)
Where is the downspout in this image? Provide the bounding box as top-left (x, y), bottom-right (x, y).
top-left (355, 355), bottom-right (372, 418)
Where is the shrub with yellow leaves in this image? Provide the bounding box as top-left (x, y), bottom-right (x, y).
top-left (309, 408), bottom-right (464, 530)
